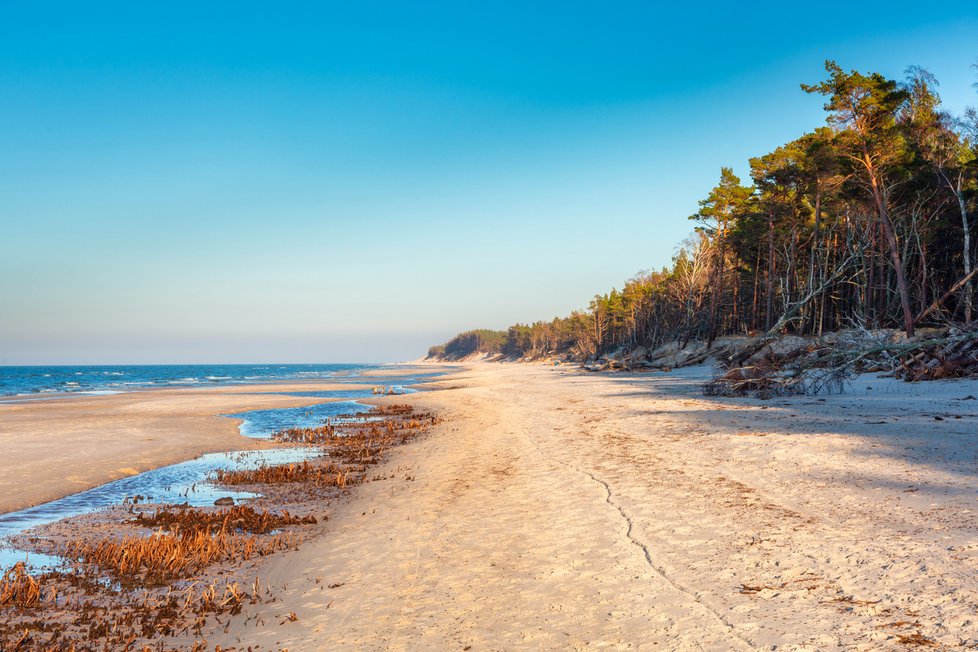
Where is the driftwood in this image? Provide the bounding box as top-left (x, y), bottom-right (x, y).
top-left (802, 330), bottom-right (978, 380)
top-left (720, 255), bottom-right (857, 372)
top-left (913, 267), bottom-right (978, 325)
top-left (706, 327), bottom-right (978, 397)
top-left (711, 259), bottom-right (977, 397)
top-left (766, 254), bottom-right (856, 336)
top-left (891, 330), bottom-right (978, 381)
top-left (703, 364), bottom-right (804, 398)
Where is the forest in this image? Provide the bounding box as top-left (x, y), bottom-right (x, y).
top-left (429, 60), bottom-right (978, 363)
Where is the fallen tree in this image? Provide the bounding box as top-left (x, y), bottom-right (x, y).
top-left (705, 325), bottom-right (978, 397)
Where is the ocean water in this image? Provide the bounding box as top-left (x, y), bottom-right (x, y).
top-left (0, 363), bottom-right (373, 397)
top-left (0, 447), bottom-right (325, 541)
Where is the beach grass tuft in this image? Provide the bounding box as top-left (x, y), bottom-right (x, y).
top-left (133, 505), bottom-right (316, 534)
top-left (62, 525), bottom-right (295, 586)
top-left (0, 562), bottom-right (43, 609)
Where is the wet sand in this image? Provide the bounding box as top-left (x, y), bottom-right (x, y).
top-left (0, 381), bottom-right (375, 513)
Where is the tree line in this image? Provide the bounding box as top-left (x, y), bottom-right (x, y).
top-left (429, 60), bottom-right (978, 362)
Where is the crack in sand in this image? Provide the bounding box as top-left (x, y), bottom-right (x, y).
top-left (577, 466), bottom-right (755, 650)
top-left (522, 426), bottom-right (754, 650)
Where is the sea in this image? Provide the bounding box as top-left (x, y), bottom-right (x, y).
top-left (0, 363), bottom-right (372, 397)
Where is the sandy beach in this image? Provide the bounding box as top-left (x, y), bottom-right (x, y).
top-left (4, 362), bottom-right (978, 649)
top-left (0, 382), bottom-right (375, 513)
top-left (190, 362), bottom-right (978, 650)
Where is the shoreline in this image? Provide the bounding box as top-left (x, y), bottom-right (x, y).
top-left (4, 361), bottom-right (978, 648)
top-left (0, 377), bottom-right (406, 514)
top-left (0, 362), bottom-right (444, 403)
top-left (0, 392), bottom-right (444, 650)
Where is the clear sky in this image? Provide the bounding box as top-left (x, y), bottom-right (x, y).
top-left (1, 2), bottom-right (977, 364)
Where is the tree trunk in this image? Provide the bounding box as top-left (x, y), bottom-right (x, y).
top-left (868, 166), bottom-right (915, 336)
top-left (788, 225), bottom-right (799, 321)
top-left (708, 220), bottom-right (727, 347)
top-left (803, 186), bottom-right (822, 334)
top-left (765, 214), bottom-right (775, 331)
top-left (888, 221), bottom-right (916, 335)
top-left (865, 222), bottom-right (876, 328)
top-left (732, 272), bottom-right (740, 331)
top-left (957, 176), bottom-right (973, 324)
top-left (920, 237), bottom-right (928, 312)
top-left (751, 248), bottom-right (761, 331)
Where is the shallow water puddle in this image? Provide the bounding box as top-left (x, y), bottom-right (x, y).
top-left (0, 446), bottom-right (323, 572)
top-left (226, 387), bottom-right (418, 438)
top-left (226, 399), bottom-right (370, 438)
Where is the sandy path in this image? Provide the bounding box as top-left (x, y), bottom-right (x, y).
top-left (0, 382), bottom-right (374, 513)
top-left (200, 362), bottom-right (978, 651)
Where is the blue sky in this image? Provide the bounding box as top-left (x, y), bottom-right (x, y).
top-left (2, 2), bottom-right (977, 363)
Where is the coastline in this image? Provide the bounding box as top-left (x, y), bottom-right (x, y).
top-left (0, 380), bottom-right (381, 514)
top-left (5, 361), bottom-right (978, 648)
top-left (0, 385), bottom-right (444, 650)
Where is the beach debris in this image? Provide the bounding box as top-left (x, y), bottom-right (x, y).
top-left (0, 566), bottom-right (264, 650)
top-left (703, 326), bottom-right (978, 397)
top-left (133, 505), bottom-right (317, 535)
top-left (895, 631), bottom-right (937, 647)
top-left (0, 400), bottom-right (442, 650)
top-left (214, 460), bottom-right (355, 488)
top-left (61, 525), bottom-right (296, 585)
top-left (280, 610), bottom-right (299, 624)
top-left (891, 326), bottom-right (978, 381)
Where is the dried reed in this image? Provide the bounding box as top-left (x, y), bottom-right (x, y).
top-left (0, 563), bottom-right (42, 609)
top-left (62, 527), bottom-right (294, 585)
top-left (214, 460), bottom-right (354, 488)
top-left (134, 505), bottom-right (316, 534)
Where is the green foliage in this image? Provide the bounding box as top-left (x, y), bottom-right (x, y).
top-left (689, 167), bottom-right (753, 234)
top-left (802, 60), bottom-right (909, 164)
top-left (427, 330), bottom-right (507, 360)
top-left (431, 58), bottom-right (978, 362)
top-left (426, 344), bottom-right (446, 358)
